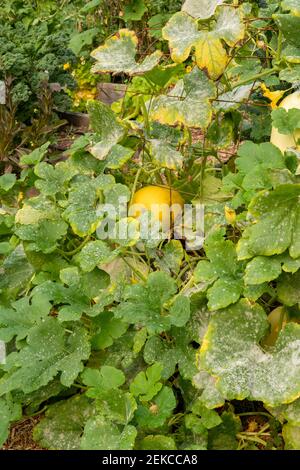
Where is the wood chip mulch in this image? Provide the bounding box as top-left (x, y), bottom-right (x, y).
top-left (2, 416), bottom-right (45, 451)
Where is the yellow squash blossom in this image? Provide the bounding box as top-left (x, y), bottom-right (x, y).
top-left (261, 83), bottom-right (285, 109)
top-left (63, 63), bottom-right (71, 71)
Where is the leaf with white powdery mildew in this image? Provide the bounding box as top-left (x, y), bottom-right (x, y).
top-left (91, 29), bottom-right (161, 75)
top-left (87, 101), bottom-right (124, 160)
top-left (149, 67), bottom-right (216, 129)
top-left (163, 7), bottom-right (244, 79)
top-left (150, 139), bottom-right (183, 170)
top-left (237, 184), bottom-right (300, 260)
top-left (0, 319), bottom-right (91, 395)
top-left (199, 299), bottom-right (300, 406)
top-left (81, 417), bottom-right (136, 450)
top-left (33, 395), bottom-right (97, 450)
top-left (181, 0), bottom-right (224, 19)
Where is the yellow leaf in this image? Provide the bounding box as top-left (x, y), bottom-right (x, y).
top-left (195, 34), bottom-right (228, 80)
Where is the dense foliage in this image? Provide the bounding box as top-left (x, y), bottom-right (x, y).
top-left (1, 0), bottom-right (300, 451)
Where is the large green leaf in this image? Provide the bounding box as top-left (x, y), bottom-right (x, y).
top-left (135, 386), bottom-right (176, 428)
top-left (200, 299), bottom-right (300, 406)
top-left (0, 319), bottom-right (91, 394)
top-left (237, 185), bottom-right (300, 260)
top-left (63, 179), bottom-right (102, 237)
top-left (0, 396), bottom-right (22, 447)
top-left (149, 67), bottom-right (216, 129)
top-left (143, 304), bottom-right (207, 380)
top-left (194, 236), bottom-right (244, 310)
top-left (244, 256), bottom-right (283, 285)
top-left (114, 271), bottom-right (190, 334)
top-left (0, 294), bottom-right (51, 342)
top-left (130, 364), bottom-right (163, 401)
top-left (34, 162), bottom-right (76, 196)
top-left (91, 29), bottom-right (162, 75)
top-left (15, 219), bottom-right (68, 254)
top-left (75, 240), bottom-right (116, 272)
top-left (82, 366), bottom-right (125, 396)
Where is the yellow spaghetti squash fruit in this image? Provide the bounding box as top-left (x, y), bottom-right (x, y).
top-left (129, 185), bottom-right (184, 227)
top-left (270, 91), bottom-right (300, 152)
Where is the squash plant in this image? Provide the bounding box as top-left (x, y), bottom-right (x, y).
top-left (1, 0), bottom-right (300, 450)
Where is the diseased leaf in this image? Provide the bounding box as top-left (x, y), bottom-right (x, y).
top-left (181, 0), bottom-right (224, 19)
top-left (114, 272), bottom-right (189, 334)
top-left (0, 245), bottom-right (34, 294)
top-left (34, 162), bottom-right (76, 196)
top-left (162, 12), bottom-right (200, 63)
top-left (282, 0), bottom-right (300, 16)
top-left (153, 240), bottom-right (184, 275)
top-left (33, 395), bottom-right (96, 450)
top-left (237, 185), bottom-right (300, 260)
top-left (0, 294), bottom-right (51, 342)
top-left (150, 140), bottom-right (183, 170)
top-left (0, 319), bottom-right (91, 394)
top-left (214, 6), bottom-right (245, 47)
top-left (274, 14), bottom-right (300, 48)
top-left (91, 29), bottom-right (162, 75)
top-left (75, 240), bottom-right (116, 272)
top-left (282, 424), bottom-right (300, 450)
top-left (139, 435), bottom-right (177, 450)
top-left (163, 7), bottom-right (244, 79)
top-left (87, 101), bottom-right (124, 160)
top-left (81, 417), bottom-right (136, 450)
top-left (63, 180), bottom-right (102, 237)
top-left (20, 142), bottom-right (50, 165)
top-left (200, 299), bottom-right (300, 406)
top-left (244, 256), bottom-right (283, 285)
top-left (149, 67), bottom-right (216, 129)
top-left (195, 34), bottom-right (227, 80)
top-left (15, 219), bottom-right (68, 254)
